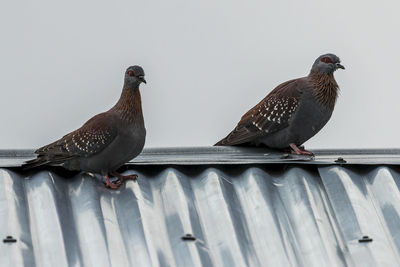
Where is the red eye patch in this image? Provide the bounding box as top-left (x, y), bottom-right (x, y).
top-left (127, 70), bottom-right (135, 76)
top-left (321, 57), bottom-right (333, 64)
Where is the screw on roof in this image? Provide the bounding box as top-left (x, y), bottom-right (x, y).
top-left (3, 236), bottom-right (17, 243)
top-left (280, 153), bottom-right (290, 159)
top-left (358, 236), bottom-right (373, 243)
top-left (335, 157), bottom-right (347, 163)
top-left (181, 233), bottom-right (196, 241)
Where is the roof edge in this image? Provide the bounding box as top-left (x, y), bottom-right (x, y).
top-left (1, 147), bottom-right (400, 167)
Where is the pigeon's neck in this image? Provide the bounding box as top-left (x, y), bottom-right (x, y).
top-left (112, 87), bottom-right (144, 124)
top-left (308, 70), bottom-right (339, 110)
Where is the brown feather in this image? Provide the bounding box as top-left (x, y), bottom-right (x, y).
top-left (309, 70), bottom-right (339, 110)
top-left (30, 86), bottom-right (144, 165)
top-left (215, 78), bottom-right (306, 146)
top-left (111, 87), bottom-right (144, 125)
top-left (35, 113), bottom-right (117, 159)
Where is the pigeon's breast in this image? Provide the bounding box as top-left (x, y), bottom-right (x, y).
top-left (287, 91), bottom-right (334, 145)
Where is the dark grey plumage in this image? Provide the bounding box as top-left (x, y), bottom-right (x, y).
top-left (215, 54), bottom-right (345, 155)
top-left (23, 65), bottom-right (147, 189)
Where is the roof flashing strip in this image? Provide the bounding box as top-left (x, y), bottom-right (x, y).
top-left (1, 147), bottom-right (400, 167)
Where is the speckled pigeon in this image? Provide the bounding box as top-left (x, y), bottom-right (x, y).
top-left (23, 66), bottom-right (147, 189)
top-left (215, 54), bottom-right (344, 155)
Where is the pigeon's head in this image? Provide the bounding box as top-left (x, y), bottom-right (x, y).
top-left (311, 54), bottom-right (345, 74)
top-left (124, 65), bottom-right (146, 88)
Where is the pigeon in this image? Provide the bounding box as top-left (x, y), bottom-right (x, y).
top-left (215, 54), bottom-right (344, 155)
top-left (23, 65), bottom-right (147, 189)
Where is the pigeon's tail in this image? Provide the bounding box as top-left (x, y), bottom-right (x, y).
top-left (214, 139), bottom-right (226, 146)
top-left (21, 156), bottom-right (50, 170)
top-left (214, 131), bottom-right (245, 146)
top-left (22, 153), bottom-right (74, 170)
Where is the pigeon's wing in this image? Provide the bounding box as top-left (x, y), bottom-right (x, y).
top-left (26, 113), bottom-right (118, 167)
top-left (215, 78), bottom-right (307, 146)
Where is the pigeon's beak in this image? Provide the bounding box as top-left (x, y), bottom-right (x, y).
top-left (336, 63), bottom-right (345, 70)
top-left (139, 76), bottom-right (146, 84)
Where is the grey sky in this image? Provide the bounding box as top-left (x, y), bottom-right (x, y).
top-left (1, 0), bottom-right (399, 149)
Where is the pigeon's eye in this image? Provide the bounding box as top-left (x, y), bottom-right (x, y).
top-left (321, 57), bottom-right (333, 64)
top-left (127, 70), bottom-right (135, 77)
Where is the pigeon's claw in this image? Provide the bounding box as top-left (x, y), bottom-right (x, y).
top-left (111, 172), bottom-right (137, 184)
top-left (289, 143), bottom-right (314, 156)
top-left (103, 174), bottom-right (123, 190)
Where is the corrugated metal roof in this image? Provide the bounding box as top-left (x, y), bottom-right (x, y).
top-left (1, 148), bottom-right (400, 267)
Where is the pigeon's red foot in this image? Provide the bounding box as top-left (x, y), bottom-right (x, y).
top-left (289, 143), bottom-right (314, 156)
top-left (103, 172), bottom-right (137, 189)
top-left (103, 174), bottom-right (122, 189)
top-left (111, 171), bottom-right (137, 184)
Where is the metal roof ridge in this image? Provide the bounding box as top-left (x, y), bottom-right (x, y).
top-left (1, 147), bottom-right (400, 167)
